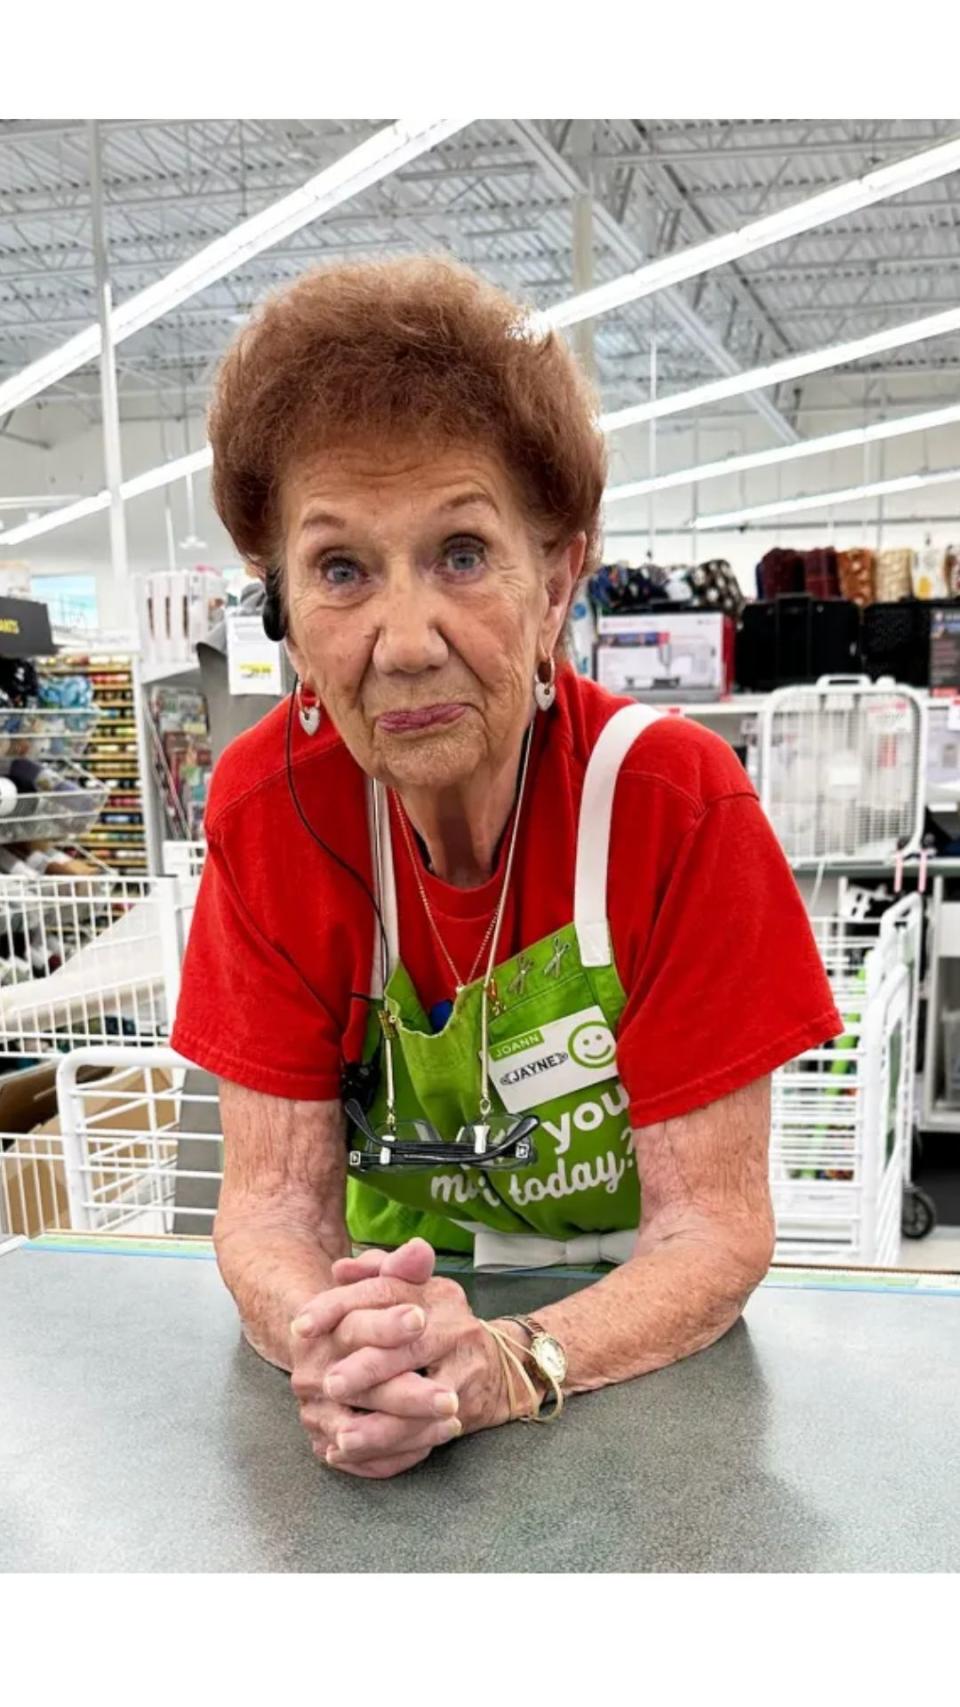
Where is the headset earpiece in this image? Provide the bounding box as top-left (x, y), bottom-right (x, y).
top-left (262, 567), bottom-right (287, 642)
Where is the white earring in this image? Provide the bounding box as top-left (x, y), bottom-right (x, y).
top-left (297, 683), bottom-right (322, 736)
top-left (533, 656), bottom-right (557, 712)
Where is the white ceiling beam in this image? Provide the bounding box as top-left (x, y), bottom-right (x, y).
top-left (535, 133), bottom-right (960, 335)
top-left (695, 465), bottom-right (960, 529)
top-left (600, 305), bottom-right (960, 433)
top-left (0, 119), bottom-right (473, 421)
top-left (506, 119), bottom-right (800, 445)
top-left (604, 402), bottom-right (960, 503)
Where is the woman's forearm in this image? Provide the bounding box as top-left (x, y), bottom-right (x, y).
top-left (495, 1217), bottom-right (772, 1397)
top-left (213, 1207), bottom-right (351, 1372)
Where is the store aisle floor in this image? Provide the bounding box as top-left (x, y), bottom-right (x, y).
top-left (898, 1227), bottom-right (960, 1271)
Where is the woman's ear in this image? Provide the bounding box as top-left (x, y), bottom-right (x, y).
top-left (541, 533), bottom-right (587, 650)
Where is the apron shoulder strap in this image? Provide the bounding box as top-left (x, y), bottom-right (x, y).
top-left (574, 702), bottom-right (663, 967)
top-left (367, 779), bottom-right (400, 995)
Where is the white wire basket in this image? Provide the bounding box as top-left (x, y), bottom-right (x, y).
top-left (0, 758), bottom-right (110, 846)
top-left (0, 1047), bottom-right (218, 1240)
top-left (770, 891), bottom-right (922, 1266)
top-left (0, 874), bottom-right (182, 1057)
top-left (759, 675), bottom-right (927, 866)
top-left (0, 706), bottom-right (101, 764)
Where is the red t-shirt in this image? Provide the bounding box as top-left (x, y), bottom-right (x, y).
top-left (171, 670), bottom-right (843, 1127)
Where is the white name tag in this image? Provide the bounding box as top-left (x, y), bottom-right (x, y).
top-left (488, 1006), bottom-right (620, 1114)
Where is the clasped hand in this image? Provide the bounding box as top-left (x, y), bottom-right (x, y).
top-left (289, 1239), bottom-right (512, 1479)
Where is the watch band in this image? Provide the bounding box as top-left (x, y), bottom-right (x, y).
top-left (501, 1314), bottom-right (566, 1420)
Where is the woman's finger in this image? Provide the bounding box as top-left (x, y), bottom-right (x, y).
top-left (379, 1238), bottom-right (436, 1286)
top-left (322, 1314), bottom-right (460, 1400)
top-left (291, 1274), bottom-right (420, 1339)
top-left (331, 1239), bottom-right (436, 1290)
top-left (332, 1303), bottom-right (428, 1356)
top-left (301, 1401), bottom-right (454, 1463)
top-left (320, 1444), bottom-right (434, 1480)
top-left (340, 1370), bottom-right (459, 1420)
top-left (297, 1396), bottom-right (356, 1448)
top-left (328, 1410), bottom-right (461, 1464)
top-left (330, 1250), bottom-right (387, 1284)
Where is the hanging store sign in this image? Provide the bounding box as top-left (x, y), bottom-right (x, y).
top-left (0, 595), bottom-right (55, 658)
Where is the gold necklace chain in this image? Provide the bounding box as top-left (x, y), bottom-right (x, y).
top-left (393, 798), bottom-right (501, 994)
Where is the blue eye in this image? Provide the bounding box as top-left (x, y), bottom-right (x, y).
top-left (444, 539), bottom-right (485, 574)
top-left (322, 558), bottom-right (361, 587)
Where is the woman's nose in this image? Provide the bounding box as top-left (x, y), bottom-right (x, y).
top-left (371, 567), bottom-right (448, 674)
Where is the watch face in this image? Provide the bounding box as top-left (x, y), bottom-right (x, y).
top-left (535, 1334), bottom-right (567, 1383)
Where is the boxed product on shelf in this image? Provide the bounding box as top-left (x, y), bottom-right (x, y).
top-left (138, 569), bottom-right (226, 668)
top-left (929, 608), bottom-right (960, 693)
top-left (594, 611), bottom-right (734, 700)
top-left (736, 595), bottom-right (861, 691)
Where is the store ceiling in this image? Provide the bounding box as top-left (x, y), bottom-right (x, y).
top-left (1, 117), bottom-right (959, 444)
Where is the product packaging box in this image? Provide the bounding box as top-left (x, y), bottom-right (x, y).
top-left (595, 612), bottom-right (734, 700)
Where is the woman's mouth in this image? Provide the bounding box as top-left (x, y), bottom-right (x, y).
top-left (377, 703), bottom-right (467, 734)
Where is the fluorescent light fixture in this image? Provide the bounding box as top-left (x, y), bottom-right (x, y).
top-left (536, 133), bottom-right (960, 333)
top-left (0, 118), bottom-right (472, 419)
top-left (0, 494), bottom-right (81, 509)
top-left (0, 446), bottom-right (216, 544)
top-left (604, 401), bottom-right (960, 504)
top-left (0, 491), bottom-right (111, 543)
top-left (122, 446), bottom-right (213, 500)
top-left (600, 306), bottom-right (960, 434)
top-left (694, 466), bottom-right (960, 530)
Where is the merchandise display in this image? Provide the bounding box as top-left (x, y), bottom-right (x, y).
top-left (147, 685), bottom-right (212, 842)
top-left (39, 654), bottom-right (147, 873)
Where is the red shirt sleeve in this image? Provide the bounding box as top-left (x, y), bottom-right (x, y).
top-left (616, 791), bottom-right (844, 1128)
top-left (170, 832), bottom-right (344, 1101)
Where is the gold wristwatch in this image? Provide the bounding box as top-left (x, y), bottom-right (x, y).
top-left (503, 1314), bottom-right (567, 1421)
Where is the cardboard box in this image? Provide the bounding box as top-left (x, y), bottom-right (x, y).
top-left (1, 1064), bottom-right (176, 1237)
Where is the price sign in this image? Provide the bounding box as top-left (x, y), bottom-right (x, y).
top-left (226, 612), bottom-right (283, 697)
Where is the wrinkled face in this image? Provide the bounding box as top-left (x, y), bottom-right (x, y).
top-left (280, 443), bottom-right (584, 792)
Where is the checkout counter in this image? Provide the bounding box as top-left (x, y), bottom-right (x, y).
top-left (2, 1232), bottom-right (958, 1573)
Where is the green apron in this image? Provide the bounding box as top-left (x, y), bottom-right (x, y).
top-left (345, 702), bottom-right (662, 1267)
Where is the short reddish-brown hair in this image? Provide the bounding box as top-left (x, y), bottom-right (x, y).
top-left (208, 255), bottom-right (606, 577)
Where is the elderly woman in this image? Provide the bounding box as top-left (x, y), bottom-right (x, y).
top-left (172, 257), bottom-right (842, 1479)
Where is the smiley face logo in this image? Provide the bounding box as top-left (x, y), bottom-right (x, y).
top-left (568, 1021), bottom-right (616, 1070)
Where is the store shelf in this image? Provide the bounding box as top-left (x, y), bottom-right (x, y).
top-left (38, 654), bottom-right (147, 876)
top-left (142, 660), bottom-right (203, 689)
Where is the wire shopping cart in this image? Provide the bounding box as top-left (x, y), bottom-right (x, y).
top-left (758, 676), bottom-right (933, 1257)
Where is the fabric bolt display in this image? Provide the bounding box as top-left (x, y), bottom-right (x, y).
top-left (912, 540), bottom-right (950, 600)
top-left (756, 549), bottom-right (806, 601)
top-left (589, 563), bottom-right (665, 615)
top-left (875, 548), bottom-right (915, 604)
top-left (837, 548), bottom-right (876, 607)
top-left (686, 560), bottom-right (744, 617)
top-left (802, 547), bottom-right (840, 600)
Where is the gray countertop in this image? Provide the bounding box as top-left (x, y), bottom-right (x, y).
top-left (2, 1238), bottom-right (958, 1573)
